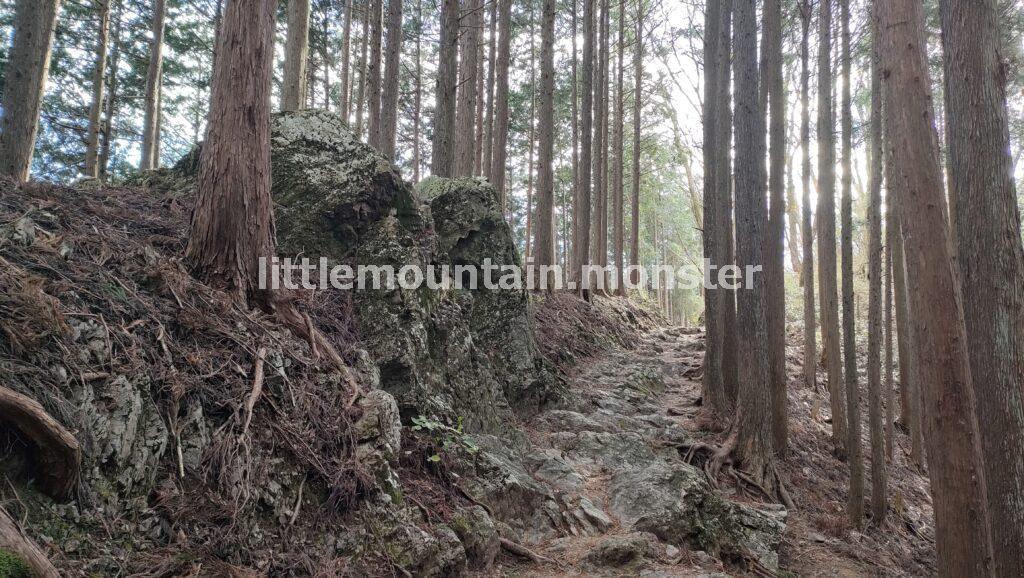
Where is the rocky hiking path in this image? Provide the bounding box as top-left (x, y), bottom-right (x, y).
top-left (486, 324), bottom-right (938, 577)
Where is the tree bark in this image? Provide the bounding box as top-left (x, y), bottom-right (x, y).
top-left (379, 0), bottom-right (403, 158)
top-left (729, 0), bottom-right (773, 481)
top-left (878, 0), bottom-right (995, 573)
top-left (282, 0), bottom-right (311, 111)
top-left (799, 0), bottom-right (815, 396)
top-left (626, 0), bottom-right (641, 288)
top-left (866, 7), bottom-right (886, 525)
top-left (941, 0), bottom-right (1024, 571)
top-left (534, 0), bottom-right (556, 278)
top-left (339, 0), bottom-right (354, 118)
top-left (717, 0), bottom-right (737, 405)
top-left (412, 0), bottom-right (422, 182)
top-left (432, 0), bottom-right (460, 176)
top-left (525, 5), bottom-right (537, 259)
top-left (817, 0), bottom-right (848, 460)
top-left (185, 0), bottom-right (278, 304)
top-left (84, 0), bottom-right (111, 179)
top-left (490, 0), bottom-right (512, 200)
top-left (884, 206), bottom-right (895, 461)
top-left (0, 508), bottom-right (59, 578)
top-left (139, 0), bottom-right (166, 170)
top-left (840, 0), bottom-right (863, 526)
top-left (612, 0), bottom-right (625, 295)
top-left (574, 0), bottom-right (595, 287)
top-left (354, 0), bottom-right (371, 138)
top-left (591, 0), bottom-right (609, 268)
top-left (454, 0), bottom-right (481, 176)
top-left (366, 0), bottom-right (383, 149)
top-left (99, 0), bottom-right (122, 182)
top-left (482, 0), bottom-right (498, 181)
top-left (764, 0), bottom-right (786, 455)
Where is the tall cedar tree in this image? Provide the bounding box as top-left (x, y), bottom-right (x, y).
top-left (627, 0), bottom-right (642, 287)
top-left (339, 0), bottom-right (353, 117)
top-left (817, 0), bottom-right (847, 459)
top-left (84, 0), bottom-right (111, 178)
top-left (432, 0), bottom-right (460, 176)
top-left (840, 0), bottom-right (863, 525)
top-left (482, 0), bottom-right (497, 181)
top-left (764, 0), bottom-right (786, 453)
top-left (490, 0), bottom-right (512, 203)
top-left (454, 0), bottom-right (482, 176)
top-left (721, 0), bottom-right (773, 484)
top-left (941, 0), bottom-right (1024, 571)
top-left (140, 0), bottom-right (166, 169)
top-left (185, 0), bottom-right (277, 304)
top-left (0, 0), bottom-right (62, 181)
top-left (534, 0), bottom-right (556, 278)
top-left (612, 0), bottom-right (625, 294)
top-left (354, 1), bottom-right (370, 136)
top-left (366, 0), bottom-right (383, 148)
top-left (877, 0), bottom-right (996, 573)
top-left (98, 0), bottom-right (124, 180)
top-left (866, 5), bottom-right (887, 524)
top-left (524, 4), bottom-right (536, 258)
top-left (592, 0), bottom-right (609, 268)
top-left (718, 0), bottom-right (738, 406)
top-left (799, 0), bottom-right (816, 397)
top-left (281, 0), bottom-right (310, 111)
top-left (701, 0), bottom-right (730, 417)
top-left (379, 0), bottom-right (403, 158)
top-left (575, 0), bottom-right (595, 284)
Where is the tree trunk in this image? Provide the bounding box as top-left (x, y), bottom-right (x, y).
top-left (866, 7), bottom-right (886, 525)
top-left (412, 0), bottom-right (422, 182)
top-left (379, 0), bottom-right (403, 158)
top-left (626, 0), bottom-right (641, 288)
top-left (432, 0), bottom-right (460, 176)
top-left (591, 0), bottom-right (609, 268)
top-left (490, 0), bottom-right (512, 201)
top-left (185, 0), bottom-right (278, 304)
top-left (701, 0), bottom-right (729, 417)
top-left (482, 0), bottom-right (498, 181)
top-left (941, 0), bottom-right (1024, 571)
top-left (354, 0), bottom-right (371, 138)
top-left (884, 207), bottom-right (895, 461)
top-left (574, 0), bottom-right (595, 286)
top-left (339, 0), bottom-right (354, 118)
top-left (800, 0), bottom-right (815, 396)
top-left (612, 0), bottom-right (625, 295)
top-left (84, 0), bottom-right (111, 179)
top-left (817, 0), bottom-right (848, 460)
top-left (729, 0), bottom-right (773, 482)
top-left (840, 0), bottom-right (863, 526)
top-left (718, 0), bottom-right (737, 406)
top-left (473, 15), bottom-right (486, 176)
top-left (366, 0), bottom-right (383, 149)
top-left (99, 0), bottom-right (122, 182)
top-left (570, 0), bottom-right (579, 274)
top-left (281, 0), bottom-right (311, 111)
top-left (454, 0), bottom-right (481, 176)
top-left (878, 0), bottom-right (995, 573)
top-left (525, 5), bottom-right (537, 259)
top-left (764, 0), bottom-right (786, 455)
top-left (534, 0), bottom-right (555, 277)
top-left (139, 0), bottom-right (166, 170)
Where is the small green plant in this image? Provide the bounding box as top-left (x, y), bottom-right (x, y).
top-left (0, 550), bottom-right (32, 578)
top-left (411, 415), bottom-right (479, 463)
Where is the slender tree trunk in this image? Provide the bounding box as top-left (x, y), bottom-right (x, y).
top-left (941, 0), bottom-right (1024, 571)
top-left (800, 0), bottom-right (816, 396)
top-left (626, 0), bottom-right (641, 288)
top-left (99, 1), bottom-right (122, 182)
top-left (366, 0), bottom-right (383, 148)
top-left (866, 6), bottom-right (886, 525)
top-left (0, 0), bottom-right (61, 181)
top-left (84, 0), bottom-right (111, 178)
top-left (140, 0), bottom-right (166, 170)
top-left (354, 1), bottom-right (371, 138)
top-left (884, 208), bottom-right (895, 461)
top-left (379, 0), bottom-right (403, 158)
top-left (612, 0), bottom-right (625, 295)
top-left (817, 0), bottom-right (848, 459)
top-left (474, 14), bottom-right (486, 176)
top-left (282, 0), bottom-right (311, 111)
top-left (432, 0), bottom-right (460, 176)
top-left (878, 0), bottom-right (995, 573)
top-left (718, 0), bottom-right (737, 405)
top-left (482, 0), bottom-right (497, 181)
top-left (575, 0), bottom-right (595, 286)
top-left (591, 0), bottom-right (609, 268)
top-left (840, 0), bottom-right (863, 526)
top-left (764, 0), bottom-right (786, 455)
top-left (570, 0), bottom-right (579, 275)
top-left (186, 0), bottom-right (278, 304)
top-left (339, 0), bottom-right (354, 118)
top-left (728, 0), bottom-right (773, 483)
top-left (702, 0), bottom-right (728, 417)
top-left (454, 0), bottom-right (481, 176)
top-left (534, 0), bottom-right (556, 278)
top-left (490, 0), bottom-right (512, 200)
top-left (525, 4), bottom-right (537, 258)
top-left (412, 0), bottom-right (422, 182)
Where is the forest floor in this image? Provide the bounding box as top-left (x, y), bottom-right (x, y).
top-left (488, 323), bottom-right (937, 577)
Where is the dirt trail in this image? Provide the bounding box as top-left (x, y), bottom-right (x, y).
top-left (490, 325), bottom-right (936, 577)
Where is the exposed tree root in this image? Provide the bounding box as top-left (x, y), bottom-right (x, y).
top-left (499, 537), bottom-right (558, 566)
top-left (0, 507), bottom-right (59, 577)
top-left (0, 385), bottom-right (80, 500)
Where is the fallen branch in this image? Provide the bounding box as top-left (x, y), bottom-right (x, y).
top-left (0, 507), bottom-right (59, 577)
top-left (499, 537), bottom-right (557, 566)
top-left (0, 385), bottom-right (80, 500)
